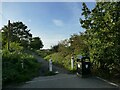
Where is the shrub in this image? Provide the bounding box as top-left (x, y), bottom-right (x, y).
top-left (2, 49), bottom-right (41, 86)
top-left (44, 53), bottom-right (74, 71)
top-left (35, 50), bottom-right (52, 58)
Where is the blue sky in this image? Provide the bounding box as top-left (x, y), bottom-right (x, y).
top-left (1, 2), bottom-right (96, 49)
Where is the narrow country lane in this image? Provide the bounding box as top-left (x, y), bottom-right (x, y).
top-left (3, 52), bottom-right (120, 89)
top-left (17, 74), bottom-right (119, 88)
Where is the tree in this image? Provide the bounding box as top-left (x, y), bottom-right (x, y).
top-left (30, 37), bottom-right (43, 50)
top-left (1, 21), bottom-right (32, 48)
top-left (80, 2), bottom-right (120, 76)
top-left (69, 33), bottom-right (89, 56)
top-left (51, 44), bottom-right (59, 52)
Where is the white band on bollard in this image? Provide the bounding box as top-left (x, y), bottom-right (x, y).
top-left (71, 56), bottom-right (74, 70)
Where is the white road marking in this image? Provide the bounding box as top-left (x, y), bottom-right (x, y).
top-left (96, 76), bottom-right (119, 87)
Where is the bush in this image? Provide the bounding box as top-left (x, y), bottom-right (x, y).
top-left (35, 50), bottom-right (52, 58)
top-left (2, 49), bottom-right (41, 86)
top-left (44, 53), bottom-right (74, 71)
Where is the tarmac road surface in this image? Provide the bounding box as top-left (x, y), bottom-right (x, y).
top-left (15, 73), bottom-right (119, 89)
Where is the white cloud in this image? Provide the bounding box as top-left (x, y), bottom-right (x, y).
top-left (52, 19), bottom-right (64, 27)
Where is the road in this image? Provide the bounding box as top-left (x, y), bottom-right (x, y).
top-left (3, 53), bottom-right (120, 89)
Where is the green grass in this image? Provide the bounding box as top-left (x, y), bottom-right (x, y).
top-left (44, 53), bottom-right (77, 72)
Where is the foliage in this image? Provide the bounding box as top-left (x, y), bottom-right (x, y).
top-left (44, 33), bottom-right (88, 71)
top-left (2, 49), bottom-right (41, 85)
top-left (51, 45), bottom-right (59, 52)
top-left (44, 50), bottom-right (76, 71)
top-left (30, 37), bottom-right (44, 50)
top-left (35, 49), bottom-right (52, 58)
top-left (1, 21), bottom-right (43, 50)
top-left (3, 42), bottom-right (23, 53)
top-left (1, 21), bottom-right (32, 48)
top-left (44, 2), bottom-right (120, 82)
top-left (80, 2), bottom-right (120, 79)
top-left (69, 33), bottom-right (89, 56)
top-left (1, 21), bottom-right (43, 86)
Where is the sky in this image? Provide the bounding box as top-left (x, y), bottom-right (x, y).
top-left (1, 2), bottom-right (96, 49)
